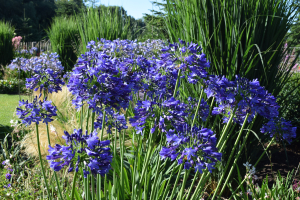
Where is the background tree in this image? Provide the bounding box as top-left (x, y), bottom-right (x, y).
top-left (0, 0), bottom-right (56, 41)
top-left (55, 0), bottom-right (85, 17)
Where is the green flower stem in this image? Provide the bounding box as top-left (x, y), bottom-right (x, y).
top-left (185, 170), bottom-right (199, 200)
top-left (169, 164), bottom-right (183, 200)
top-left (100, 110), bottom-right (106, 141)
top-left (91, 174), bottom-right (95, 200)
top-left (119, 130), bottom-right (125, 199)
top-left (190, 169), bottom-right (210, 200)
top-left (139, 127), bottom-right (153, 185)
top-left (91, 111), bottom-right (95, 132)
top-left (113, 126), bottom-right (117, 196)
top-left (46, 124), bottom-right (64, 200)
top-left (219, 124), bottom-right (237, 152)
top-left (35, 123), bottom-right (51, 199)
top-left (219, 116), bottom-right (257, 198)
top-left (229, 137), bottom-right (276, 199)
top-left (131, 135), bottom-right (141, 200)
top-left (212, 113), bottom-right (249, 200)
top-left (161, 164), bottom-right (177, 200)
top-left (254, 137), bottom-right (276, 167)
top-left (204, 97), bottom-right (215, 127)
top-left (85, 108), bottom-right (90, 133)
top-left (173, 69), bottom-right (182, 97)
top-left (216, 105), bottom-right (238, 148)
top-left (191, 88), bottom-right (204, 129)
top-left (96, 174), bottom-right (101, 200)
top-left (178, 169), bottom-right (191, 200)
top-left (71, 170), bottom-right (78, 200)
top-left (80, 103), bottom-right (84, 130)
top-left (149, 157), bottom-right (162, 200)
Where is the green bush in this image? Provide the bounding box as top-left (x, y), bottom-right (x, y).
top-left (280, 72), bottom-right (300, 136)
top-left (163, 0), bottom-right (297, 96)
top-left (75, 6), bottom-right (131, 54)
top-left (0, 21), bottom-right (14, 78)
top-left (47, 16), bottom-right (80, 72)
top-left (0, 79), bottom-right (24, 94)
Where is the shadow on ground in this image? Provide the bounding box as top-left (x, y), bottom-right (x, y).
top-left (0, 124), bottom-right (13, 140)
top-left (256, 142), bottom-right (300, 187)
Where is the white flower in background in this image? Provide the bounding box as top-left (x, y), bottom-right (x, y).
top-left (10, 120), bottom-right (18, 127)
top-left (50, 124), bottom-right (56, 132)
top-left (264, 193), bottom-right (269, 198)
top-left (243, 162), bottom-right (252, 170)
top-left (247, 189), bottom-right (252, 195)
top-left (9, 154), bottom-right (13, 159)
top-left (2, 159), bottom-right (10, 165)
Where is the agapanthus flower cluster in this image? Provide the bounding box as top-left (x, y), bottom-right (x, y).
top-left (205, 75), bottom-right (279, 125)
top-left (16, 96), bottom-right (57, 126)
top-left (46, 129), bottom-right (112, 177)
top-left (261, 117), bottom-right (297, 144)
top-left (29, 47), bottom-right (38, 55)
top-left (160, 126), bottom-right (221, 173)
top-left (67, 51), bottom-right (134, 112)
top-left (8, 52), bottom-right (65, 93)
top-left (130, 95), bottom-right (210, 136)
top-left (158, 39), bottom-right (210, 84)
top-left (85, 38), bottom-right (168, 59)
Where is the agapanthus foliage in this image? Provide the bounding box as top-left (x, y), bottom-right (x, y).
top-left (16, 95), bottom-right (57, 126)
top-left (8, 52), bottom-right (65, 93)
top-left (261, 117), bottom-right (297, 144)
top-left (206, 75), bottom-right (279, 125)
top-left (46, 129), bottom-right (112, 176)
top-left (160, 126), bottom-right (221, 173)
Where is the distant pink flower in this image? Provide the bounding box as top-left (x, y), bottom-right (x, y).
top-left (12, 36), bottom-right (22, 50)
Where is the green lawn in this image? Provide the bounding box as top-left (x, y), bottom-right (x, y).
top-left (0, 94), bottom-right (29, 127)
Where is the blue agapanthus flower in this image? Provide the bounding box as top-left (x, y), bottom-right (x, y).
top-left (9, 53), bottom-right (65, 93)
top-left (160, 126), bottom-right (221, 173)
top-left (130, 96), bottom-right (209, 135)
top-left (67, 50), bottom-right (134, 112)
top-left (16, 96), bottom-right (57, 126)
top-left (47, 129), bottom-right (112, 176)
top-left (206, 75), bottom-right (279, 125)
top-left (261, 117), bottom-right (297, 144)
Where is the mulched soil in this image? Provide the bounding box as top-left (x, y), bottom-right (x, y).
top-left (255, 142), bottom-right (300, 187)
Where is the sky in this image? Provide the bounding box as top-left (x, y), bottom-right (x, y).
top-left (85, 0), bottom-right (164, 19)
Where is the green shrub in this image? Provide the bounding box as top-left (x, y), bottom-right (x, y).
top-left (163, 0), bottom-right (297, 96)
top-left (0, 21), bottom-right (14, 78)
top-left (47, 16), bottom-right (80, 72)
top-left (0, 79), bottom-right (24, 94)
top-left (280, 72), bottom-right (300, 137)
top-left (75, 6), bottom-right (131, 54)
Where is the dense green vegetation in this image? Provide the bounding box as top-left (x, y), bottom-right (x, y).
top-left (1, 0), bottom-right (300, 199)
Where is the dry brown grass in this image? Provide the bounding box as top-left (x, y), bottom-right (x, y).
top-left (20, 86), bottom-right (76, 157)
top-left (20, 86), bottom-right (134, 157)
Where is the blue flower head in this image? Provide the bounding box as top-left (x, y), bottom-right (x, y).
top-left (47, 129), bottom-right (112, 177)
top-left (160, 126), bottom-right (221, 174)
top-left (261, 117), bottom-right (297, 144)
top-left (16, 96), bottom-right (57, 126)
